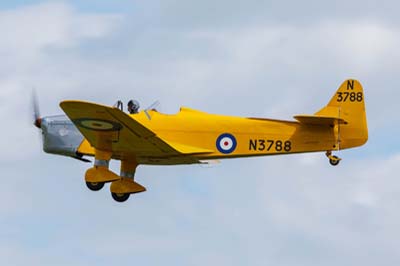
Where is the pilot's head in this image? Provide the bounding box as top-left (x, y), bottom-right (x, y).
top-left (127, 100), bottom-right (140, 114)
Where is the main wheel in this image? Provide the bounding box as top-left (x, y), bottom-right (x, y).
top-left (86, 182), bottom-right (105, 191)
top-left (329, 156), bottom-right (340, 166)
top-left (112, 192), bottom-right (130, 202)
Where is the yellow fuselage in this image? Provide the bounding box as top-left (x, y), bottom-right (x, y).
top-left (109, 107), bottom-right (337, 164)
top-left (76, 79), bottom-right (368, 165)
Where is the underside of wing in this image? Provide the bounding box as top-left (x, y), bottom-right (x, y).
top-left (60, 101), bottom-right (211, 162)
top-left (165, 141), bottom-right (213, 155)
top-left (294, 115), bottom-right (347, 126)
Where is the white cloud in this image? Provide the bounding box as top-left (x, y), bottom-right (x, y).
top-left (249, 153), bottom-right (400, 264)
top-left (0, 2), bottom-right (121, 53)
top-left (0, 2), bottom-right (399, 265)
top-left (129, 20), bottom-right (399, 124)
top-left (191, 20), bottom-right (399, 81)
top-left (0, 2), bottom-right (122, 162)
top-left (2, 153), bottom-right (399, 266)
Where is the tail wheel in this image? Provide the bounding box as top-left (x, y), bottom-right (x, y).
top-left (329, 155), bottom-right (340, 166)
top-left (111, 192), bottom-right (130, 202)
top-left (86, 182), bottom-right (105, 191)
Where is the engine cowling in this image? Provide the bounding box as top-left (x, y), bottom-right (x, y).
top-left (41, 115), bottom-right (84, 157)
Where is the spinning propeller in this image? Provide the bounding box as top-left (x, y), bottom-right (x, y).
top-left (32, 89), bottom-right (42, 129)
top-left (31, 90), bottom-right (92, 163)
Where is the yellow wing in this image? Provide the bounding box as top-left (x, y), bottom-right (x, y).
top-left (60, 101), bottom-right (212, 162)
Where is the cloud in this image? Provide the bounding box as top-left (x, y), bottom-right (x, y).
top-left (110, 19), bottom-right (399, 125)
top-left (2, 152), bottom-right (399, 266)
top-left (0, 2), bottom-right (122, 162)
top-left (0, 2), bottom-right (399, 266)
top-left (0, 2), bottom-right (121, 54)
top-left (148, 0), bottom-right (400, 30)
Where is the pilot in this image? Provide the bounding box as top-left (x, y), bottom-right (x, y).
top-left (127, 100), bottom-right (140, 114)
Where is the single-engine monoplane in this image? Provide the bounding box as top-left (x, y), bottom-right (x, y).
top-left (33, 79), bottom-right (368, 202)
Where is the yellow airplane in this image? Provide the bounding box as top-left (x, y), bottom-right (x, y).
top-left (34, 79), bottom-right (367, 202)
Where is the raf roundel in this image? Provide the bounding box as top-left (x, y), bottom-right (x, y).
top-left (216, 133), bottom-right (237, 154)
top-left (74, 118), bottom-right (122, 132)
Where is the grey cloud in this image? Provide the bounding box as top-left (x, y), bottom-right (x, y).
top-left (142, 0), bottom-right (399, 29)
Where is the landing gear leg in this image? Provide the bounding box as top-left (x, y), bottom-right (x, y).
top-left (85, 149), bottom-right (120, 191)
top-left (326, 151), bottom-right (341, 166)
top-left (110, 159), bottom-right (146, 203)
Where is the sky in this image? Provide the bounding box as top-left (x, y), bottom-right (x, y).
top-left (0, 1), bottom-right (399, 265)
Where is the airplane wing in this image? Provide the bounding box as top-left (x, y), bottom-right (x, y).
top-left (60, 101), bottom-right (212, 160)
top-left (293, 115), bottom-right (347, 126)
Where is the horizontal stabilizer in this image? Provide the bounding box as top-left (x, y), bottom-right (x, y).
top-left (294, 115), bottom-right (347, 126)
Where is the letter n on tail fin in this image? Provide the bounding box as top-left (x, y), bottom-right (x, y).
top-left (316, 79), bottom-right (368, 149)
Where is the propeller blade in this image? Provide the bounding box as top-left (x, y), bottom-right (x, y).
top-left (32, 89), bottom-right (42, 128)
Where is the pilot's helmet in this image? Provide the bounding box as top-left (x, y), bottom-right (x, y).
top-left (127, 100), bottom-right (140, 114)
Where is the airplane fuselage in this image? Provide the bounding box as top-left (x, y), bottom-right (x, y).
top-left (135, 108), bottom-right (339, 163)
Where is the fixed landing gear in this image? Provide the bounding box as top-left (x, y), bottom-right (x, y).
top-left (86, 182), bottom-right (105, 191)
top-left (326, 151), bottom-right (341, 166)
top-left (111, 192), bottom-right (130, 202)
top-left (83, 153), bottom-right (146, 202)
top-left (85, 181), bottom-right (134, 202)
top-left (329, 156), bottom-right (340, 166)
top-left (110, 177), bottom-right (146, 203)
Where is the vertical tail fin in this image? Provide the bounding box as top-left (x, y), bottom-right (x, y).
top-left (316, 79), bottom-right (368, 149)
